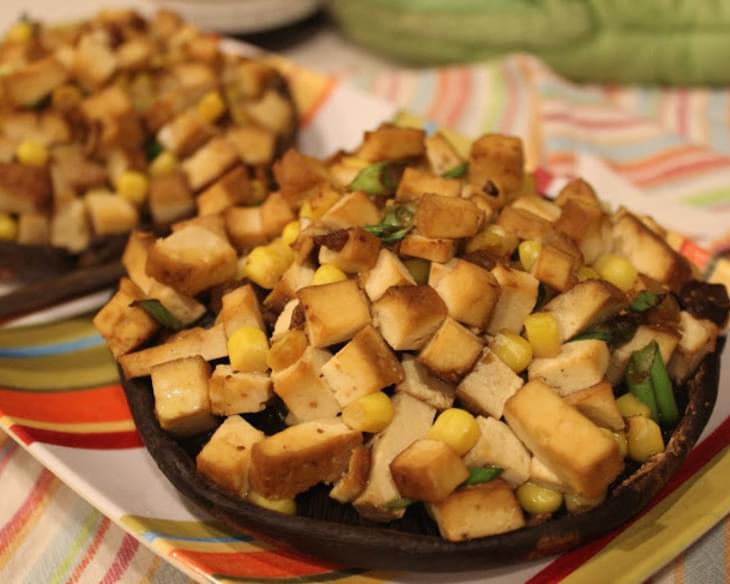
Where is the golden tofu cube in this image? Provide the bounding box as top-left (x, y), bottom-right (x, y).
top-left (418, 317), bottom-right (483, 384)
top-left (563, 381), bottom-right (624, 431)
top-left (148, 172), bottom-right (195, 226)
top-left (554, 196), bottom-right (604, 241)
top-left (250, 420), bottom-right (362, 499)
top-left (396, 167), bottom-right (461, 202)
top-left (273, 148), bottom-right (330, 207)
top-left (396, 355), bottom-right (455, 411)
top-left (151, 356), bottom-right (218, 436)
top-left (504, 380), bottom-right (624, 498)
top-left (669, 311), bottom-right (719, 383)
top-left (218, 284), bottom-right (265, 337)
top-left (606, 325), bottom-right (680, 385)
top-left (528, 340), bottom-right (610, 396)
top-left (532, 242), bottom-right (579, 292)
top-left (147, 279), bottom-right (206, 326)
top-left (362, 249), bottom-right (415, 302)
top-left (272, 346), bottom-right (341, 422)
top-left (391, 439), bottom-right (469, 503)
top-left (0, 162), bottom-right (53, 214)
top-left (208, 365), bottom-right (272, 416)
top-left (93, 277), bottom-right (159, 359)
top-left (357, 124), bottom-right (425, 162)
top-left (85, 191), bottom-right (138, 236)
top-left (498, 206), bottom-right (554, 242)
top-left (264, 261), bottom-right (315, 313)
top-left (487, 264), bottom-right (539, 334)
top-left (372, 285), bottom-right (447, 351)
top-left (511, 195), bottom-right (562, 222)
top-left (330, 445), bottom-right (371, 504)
top-left (158, 110), bottom-right (214, 157)
top-left (320, 190), bottom-right (381, 230)
top-left (4, 57), bottom-right (68, 107)
top-left (17, 212), bottom-right (49, 245)
top-left (182, 136), bottom-right (239, 191)
top-left (317, 227), bottom-right (381, 273)
top-left (414, 193), bottom-right (482, 239)
top-left (146, 225), bottom-right (237, 296)
top-left (271, 299), bottom-right (299, 342)
top-left (555, 177), bottom-right (600, 208)
top-left (425, 132), bottom-right (464, 176)
top-left (464, 416), bottom-right (531, 487)
top-left (469, 133), bottom-right (525, 198)
top-left (399, 233), bottom-right (457, 263)
top-left (117, 38), bottom-right (154, 70)
top-left (430, 480), bottom-right (525, 542)
top-left (529, 456), bottom-right (569, 492)
top-left (73, 33), bottom-right (118, 89)
top-left (224, 206), bottom-right (267, 250)
top-left (457, 348), bottom-right (524, 419)
top-left (297, 279), bottom-right (371, 348)
top-left (50, 198), bottom-right (91, 253)
top-left (321, 325), bottom-right (403, 408)
top-left (245, 89), bottom-right (294, 136)
top-left (196, 166), bottom-right (252, 216)
top-left (261, 192), bottom-right (296, 238)
top-left (227, 125), bottom-right (276, 166)
top-left (196, 415), bottom-right (264, 496)
top-left (172, 213), bottom-right (228, 241)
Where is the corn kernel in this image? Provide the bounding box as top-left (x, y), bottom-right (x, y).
top-left (404, 258), bottom-right (430, 285)
top-left (244, 242), bottom-right (294, 289)
top-left (490, 330), bottom-right (533, 373)
top-left (267, 330), bottom-right (308, 372)
top-left (593, 254), bottom-right (637, 292)
top-left (616, 393), bottom-right (651, 419)
top-left (311, 264), bottom-right (347, 286)
top-left (516, 482), bottom-right (563, 514)
top-left (281, 220), bottom-right (300, 246)
top-left (342, 392), bottom-right (394, 433)
top-left (149, 151), bottom-right (178, 176)
top-left (465, 224), bottom-right (517, 256)
top-left (523, 312), bottom-right (561, 358)
top-left (627, 416), bottom-right (664, 463)
top-left (427, 408), bottom-right (480, 456)
top-left (6, 21), bottom-right (32, 43)
top-left (227, 326), bottom-right (269, 373)
top-left (197, 90), bottom-right (226, 123)
top-left (15, 140), bottom-right (48, 166)
top-left (299, 200), bottom-right (313, 219)
top-left (518, 240), bottom-right (542, 272)
top-left (577, 266), bottom-right (599, 282)
top-left (0, 213), bottom-right (18, 240)
top-left (116, 171), bottom-right (149, 205)
top-left (600, 428), bottom-right (628, 458)
top-left (247, 490), bottom-right (296, 515)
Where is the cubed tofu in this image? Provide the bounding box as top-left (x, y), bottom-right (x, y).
top-left (372, 285), bottom-right (447, 351)
top-left (148, 171), bottom-right (195, 225)
top-left (151, 355), bottom-right (218, 436)
top-left (354, 393), bottom-right (436, 521)
top-left (272, 346), bottom-right (341, 422)
top-left (528, 340), bottom-right (610, 396)
top-left (117, 37), bottom-right (154, 70)
top-left (85, 190), bottom-right (138, 235)
top-left (457, 348), bottom-right (524, 419)
top-left (606, 325), bottom-right (680, 385)
top-left (418, 317), bottom-right (483, 384)
top-left (17, 212), bottom-right (49, 245)
top-left (430, 480), bottom-right (525, 542)
top-left (273, 148), bottom-right (330, 207)
top-left (146, 225), bottom-right (237, 296)
top-left (224, 206), bottom-right (267, 250)
top-left (464, 417), bottom-right (531, 487)
top-left (469, 134), bottom-right (524, 197)
top-left (391, 439), bottom-right (469, 503)
top-left (318, 227), bottom-right (381, 273)
top-left (120, 323), bottom-right (228, 378)
top-left (208, 365), bottom-right (272, 416)
top-left (264, 261), bottom-right (315, 313)
top-left (261, 192), bottom-right (296, 238)
top-left (321, 326), bottom-right (403, 408)
top-left (425, 132), bottom-right (464, 176)
top-left (4, 57), bottom-right (68, 107)
top-left (362, 249), bottom-right (416, 302)
top-left (158, 110), bottom-right (214, 157)
top-left (431, 258), bottom-right (501, 330)
top-left (147, 279), bottom-right (206, 326)
top-left (218, 284), bottom-right (265, 337)
top-left (532, 242), bottom-right (578, 292)
top-left (172, 213), bottom-right (228, 241)
top-left (529, 456), bottom-right (569, 492)
top-left (50, 198), bottom-right (91, 253)
top-left (93, 277), bottom-right (159, 358)
top-left (396, 355), bottom-right (455, 411)
top-left (487, 264), bottom-right (539, 334)
top-left (498, 206), bottom-right (554, 242)
top-left (669, 311), bottom-right (719, 383)
top-left (297, 279), bottom-right (371, 348)
top-left (543, 279), bottom-right (627, 341)
top-left (182, 136), bottom-right (239, 191)
top-left (73, 33), bottom-right (117, 89)
top-left (357, 124), bottom-right (425, 162)
top-left (554, 197), bottom-right (609, 264)
top-left (504, 380), bottom-right (624, 498)
top-left (395, 167), bottom-right (461, 202)
top-left (272, 299), bottom-right (299, 342)
top-left (330, 445), bottom-right (371, 504)
top-left (0, 162), bottom-right (53, 214)
top-left (555, 178), bottom-right (600, 208)
top-left (249, 420), bottom-right (362, 499)
top-left (563, 381), bottom-right (624, 431)
top-left (226, 125), bottom-right (276, 166)
top-left (320, 190), bottom-right (381, 230)
top-left (414, 193), bottom-right (482, 239)
top-left (511, 195), bottom-right (562, 222)
top-left (196, 166), bottom-right (252, 216)
top-left (196, 415), bottom-right (264, 496)
top-left (245, 89), bottom-right (294, 135)
top-left (399, 233), bottom-right (457, 263)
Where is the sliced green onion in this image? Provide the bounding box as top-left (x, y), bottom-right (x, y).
top-left (349, 161), bottom-right (404, 197)
top-left (404, 258), bottom-right (430, 285)
top-left (132, 299), bottom-right (184, 331)
top-left (385, 496), bottom-right (415, 510)
top-left (143, 138), bottom-right (164, 162)
top-left (571, 315), bottom-right (639, 349)
top-left (464, 466), bottom-right (503, 486)
top-left (650, 344), bottom-right (679, 425)
top-left (630, 291), bottom-right (662, 313)
top-left (441, 162), bottom-right (468, 179)
top-left (625, 341), bottom-right (660, 422)
top-left (363, 204), bottom-right (415, 244)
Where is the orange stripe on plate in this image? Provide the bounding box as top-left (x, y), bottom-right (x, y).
top-left (8, 424), bottom-right (142, 450)
top-left (300, 77), bottom-right (337, 128)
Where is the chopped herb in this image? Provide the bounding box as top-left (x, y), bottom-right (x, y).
top-left (570, 314), bottom-right (639, 350)
top-left (385, 496), bottom-right (415, 510)
top-left (132, 299), bottom-right (185, 331)
top-left (364, 203), bottom-right (415, 244)
top-left (465, 466), bottom-right (503, 486)
top-left (143, 137), bottom-right (164, 162)
top-left (349, 161), bottom-right (404, 197)
top-left (630, 291), bottom-right (662, 313)
top-left (626, 341), bottom-right (660, 423)
top-left (441, 162), bottom-right (468, 179)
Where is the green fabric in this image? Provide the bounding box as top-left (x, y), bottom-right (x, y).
top-left (329, 0), bottom-right (730, 84)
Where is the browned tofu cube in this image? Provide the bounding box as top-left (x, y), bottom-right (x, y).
top-left (3, 57), bottom-right (68, 107)
top-left (555, 177), bottom-right (600, 208)
top-left (249, 420), bottom-right (362, 499)
top-left (414, 193), bottom-right (482, 239)
top-left (182, 136), bottom-right (239, 191)
top-left (563, 381), bottom-right (624, 431)
top-left (487, 264), bottom-right (539, 334)
top-left (273, 149), bottom-right (330, 207)
top-left (528, 339), bottom-right (610, 396)
top-left (85, 191), bottom-right (138, 236)
top-left (362, 249), bottom-right (415, 302)
top-left (321, 325), bottom-right (404, 407)
top-left (0, 162), bottom-right (52, 214)
top-left (196, 166), bottom-right (252, 216)
top-left (196, 416), bottom-right (264, 496)
top-left (208, 365), bottom-right (272, 416)
top-left (264, 261), bottom-right (315, 313)
top-left (218, 284), bottom-right (265, 337)
top-left (117, 38), bottom-right (154, 71)
top-left (399, 233), bottom-right (457, 263)
top-left (146, 225), bottom-right (237, 296)
top-left (320, 191), bottom-right (381, 230)
top-left (17, 212), bottom-right (49, 245)
top-left (148, 171), bottom-right (195, 225)
top-left (317, 227), bottom-right (381, 273)
top-left (158, 110), bottom-right (214, 157)
top-left (151, 356), bottom-right (218, 436)
top-left (330, 445), bottom-right (371, 504)
top-left (532, 243), bottom-right (579, 292)
top-left (418, 317), bottom-right (483, 383)
top-left (147, 279), bottom-right (206, 326)
top-left (172, 213), bottom-right (228, 241)
top-left (464, 417), bottom-right (531, 487)
top-left (669, 311), bottom-right (719, 383)
top-left (391, 439), bottom-right (469, 503)
top-left (372, 285), bottom-right (447, 351)
top-left (73, 33), bottom-right (117, 89)
top-left (498, 206), bottom-right (554, 241)
top-left (396, 167), bottom-right (461, 202)
top-left (227, 125), bottom-right (276, 166)
top-left (511, 195), bottom-right (562, 222)
top-left (457, 348), bottom-right (524, 419)
top-left (93, 277), bottom-right (159, 358)
top-left (261, 192), bottom-right (295, 238)
top-left (396, 355), bottom-right (455, 411)
top-left (224, 206), bottom-right (267, 250)
top-left (245, 89), bottom-right (294, 135)
top-left (50, 198), bottom-right (91, 253)
top-left (504, 380), bottom-right (624, 498)
top-left (430, 480), bottom-right (525, 542)
top-left (425, 132), bottom-right (464, 176)
top-left (469, 134), bottom-right (524, 198)
top-left (554, 196), bottom-right (603, 242)
top-left (357, 124), bottom-right (425, 162)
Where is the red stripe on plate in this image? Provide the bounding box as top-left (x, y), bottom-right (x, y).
top-left (8, 424), bottom-right (143, 450)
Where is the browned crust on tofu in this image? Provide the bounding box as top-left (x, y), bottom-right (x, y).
top-left (0, 162), bottom-right (53, 213)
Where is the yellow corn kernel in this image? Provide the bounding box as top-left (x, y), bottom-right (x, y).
top-left (593, 254), bottom-right (637, 292)
top-left (244, 242), bottom-right (294, 289)
top-left (523, 312), bottom-right (561, 358)
top-left (427, 408), bottom-right (480, 456)
top-left (518, 240), bottom-right (542, 272)
top-left (490, 330), bottom-right (533, 373)
top-left (600, 428), bottom-right (628, 458)
top-left (267, 330), bottom-right (308, 372)
top-left (247, 491), bottom-right (296, 515)
top-left (404, 258), bottom-right (430, 285)
top-left (281, 220), bottom-right (300, 246)
top-left (465, 224), bottom-right (517, 256)
top-left (311, 264), bottom-right (347, 286)
top-left (616, 393), bottom-right (651, 419)
top-left (627, 416), bottom-right (665, 463)
top-left (577, 265), bottom-right (599, 282)
top-left (342, 392), bottom-right (394, 433)
top-left (227, 326), bottom-right (269, 373)
top-left (299, 200), bottom-right (313, 219)
top-left (516, 482), bottom-right (563, 514)
top-left (0, 213), bottom-right (18, 240)
top-left (6, 21), bottom-right (32, 43)
top-left (116, 171), bottom-right (149, 206)
top-left (15, 140), bottom-right (48, 166)
top-left (197, 90), bottom-right (226, 123)
top-left (149, 151), bottom-right (178, 176)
